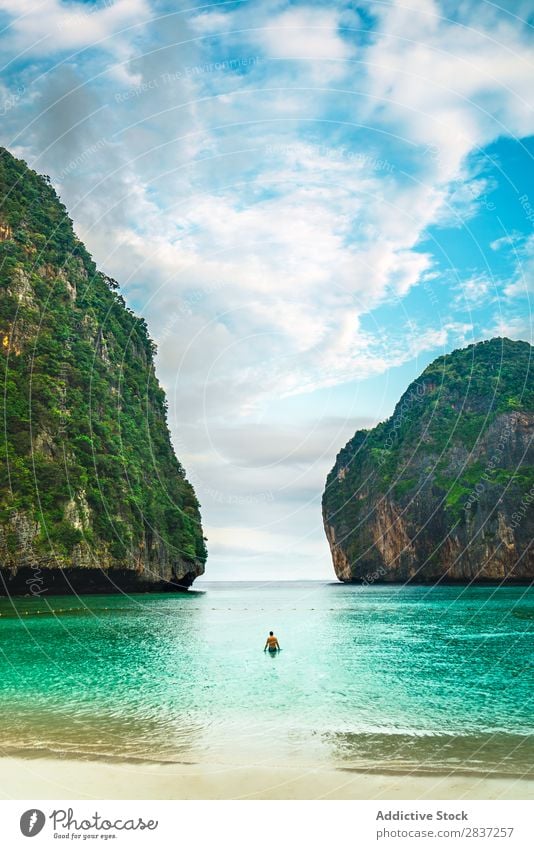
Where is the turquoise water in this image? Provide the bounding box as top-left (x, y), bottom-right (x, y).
top-left (0, 582), bottom-right (532, 776)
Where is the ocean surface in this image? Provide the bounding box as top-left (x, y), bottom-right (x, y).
top-left (0, 581), bottom-right (532, 777)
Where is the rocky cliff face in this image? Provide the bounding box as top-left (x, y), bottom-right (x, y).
top-left (0, 148), bottom-right (206, 594)
top-left (323, 339), bottom-right (533, 583)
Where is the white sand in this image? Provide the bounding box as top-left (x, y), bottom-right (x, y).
top-left (0, 758), bottom-right (532, 800)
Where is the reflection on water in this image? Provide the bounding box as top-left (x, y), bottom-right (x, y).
top-left (0, 706), bottom-right (203, 763)
top-left (327, 731), bottom-right (534, 776)
top-left (0, 582), bottom-right (532, 776)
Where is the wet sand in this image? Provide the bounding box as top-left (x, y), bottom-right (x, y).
top-left (0, 758), bottom-right (532, 800)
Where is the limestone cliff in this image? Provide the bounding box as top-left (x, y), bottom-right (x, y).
top-left (323, 338), bottom-right (533, 583)
top-left (0, 148), bottom-right (206, 594)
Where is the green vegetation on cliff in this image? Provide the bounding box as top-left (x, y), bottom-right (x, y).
top-left (0, 147), bottom-right (206, 589)
top-left (323, 338), bottom-right (534, 583)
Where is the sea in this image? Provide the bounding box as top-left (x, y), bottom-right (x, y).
top-left (0, 581), bottom-right (532, 778)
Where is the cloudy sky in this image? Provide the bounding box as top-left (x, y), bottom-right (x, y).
top-left (0, 0), bottom-right (533, 578)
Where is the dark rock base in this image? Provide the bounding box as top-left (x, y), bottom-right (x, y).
top-left (338, 576), bottom-right (532, 586)
top-left (0, 566), bottom-right (198, 596)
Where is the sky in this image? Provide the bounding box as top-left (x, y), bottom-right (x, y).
top-left (0, 0), bottom-right (533, 579)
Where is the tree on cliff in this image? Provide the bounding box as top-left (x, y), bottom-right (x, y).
top-left (0, 147), bottom-right (206, 593)
top-left (323, 338), bottom-right (533, 583)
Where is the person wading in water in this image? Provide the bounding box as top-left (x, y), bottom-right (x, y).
top-left (264, 631), bottom-right (281, 653)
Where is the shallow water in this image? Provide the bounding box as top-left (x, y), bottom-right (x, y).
top-left (0, 581), bottom-right (532, 776)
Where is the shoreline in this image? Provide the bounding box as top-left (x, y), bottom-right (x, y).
top-left (0, 757), bottom-right (532, 800)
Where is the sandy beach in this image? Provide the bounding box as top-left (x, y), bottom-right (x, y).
top-left (0, 758), bottom-right (532, 800)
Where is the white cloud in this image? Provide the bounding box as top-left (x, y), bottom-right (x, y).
top-left (0, 0), bottom-right (150, 81)
top-left (453, 275), bottom-right (494, 308)
top-left (363, 0), bottom-right (534, 179)
top-left (487, 315), bottom-right (533, 343)
top-left (504, 235), bottom-right (534, 297)
top-left (193, 2), bottom-right (358, 83)
top-left (255, 7), bottom-right (353, 61)
top-left (490, 233), bottom-right (523, 250)
top-left (208, 525), bottom-right (318, 556)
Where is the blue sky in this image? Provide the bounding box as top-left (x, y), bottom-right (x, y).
top-left (0, 0), bottom-right (532, 578)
